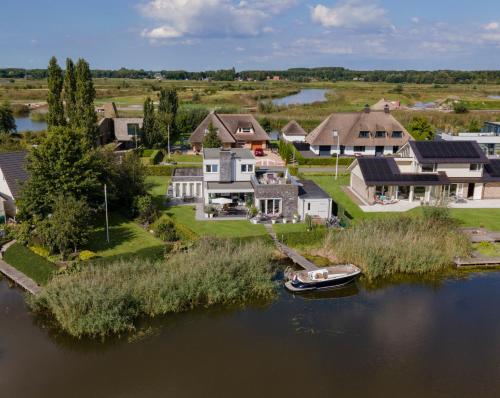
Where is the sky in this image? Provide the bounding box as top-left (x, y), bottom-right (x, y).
top-left (1, 0), bottom-right (500, 71)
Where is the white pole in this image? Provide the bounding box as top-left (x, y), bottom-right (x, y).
top-left (104, 184), bottom-right (110, 244)
top-left (334, 131), bottom-right (339, 180)
top-left (167, 123), bottom-right (171, 159)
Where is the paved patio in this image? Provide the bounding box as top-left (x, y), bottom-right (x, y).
top-left (194, 202), bottom-right (249, 221)
top-left (360, 201), bottom-right (422, 212)
top-left (448, 199), bottom-right (500, 209)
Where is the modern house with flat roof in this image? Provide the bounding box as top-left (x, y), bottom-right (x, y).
top-left (188, 112), bottom-right (270, 152)
top-left (305, 106), bottom-right (412, 157)
top-left (0, 151), bottom-right (29, 219)
top-left (349, 140), bottom-right (500, 206)
top-left (170, 148), bottom-right (332, 220)
top-left (438, 121), bottom-right (500, 156)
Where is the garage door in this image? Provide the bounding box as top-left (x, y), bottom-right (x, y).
top-left (319, 145), bottom-right (331, 156)
top-left (251, 142), bottom-right (263, 150)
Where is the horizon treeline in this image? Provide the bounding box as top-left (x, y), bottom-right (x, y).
top-left (2, 66), bottom-right (500, 84)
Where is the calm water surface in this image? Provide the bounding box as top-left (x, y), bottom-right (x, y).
top-left (14, 117), bottom-right (47, 132)
top-left (273, 89), bottom-right (329, 106)
top-left (1, 272), bottom-right (500, 398)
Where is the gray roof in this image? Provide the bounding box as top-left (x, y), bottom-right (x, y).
top-left (113, 118), bottom-right (143, 142)
top-left (172, 167), bottom-right (203, 182)
top-left (203, 148), bottom-right (255, 160)
top-left (409, 141), bottom-right (489, 164)
top-left (0, 151), bottom-right (29, 198)
top-left (298, 180), bottom-right (331, 199)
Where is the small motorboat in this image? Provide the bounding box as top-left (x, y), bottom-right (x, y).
top-left (285, 265), bottom-right (361, 293)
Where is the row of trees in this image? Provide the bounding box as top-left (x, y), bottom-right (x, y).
top-left (142, 88), bottom-right (178, 149)
top-left (46, 57), bottom-right (98, 146)
top-left (5, 66), bottom-right (500, 84)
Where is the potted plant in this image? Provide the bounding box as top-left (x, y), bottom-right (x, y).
top-left (204, 205), bottom-right (216, 218)
top-left (292, 213), bottom-right (299, 224)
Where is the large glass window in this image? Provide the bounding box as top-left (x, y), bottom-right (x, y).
top-left (469, 163), bottom-right (481, 171)
top-left (421, 164), bottom-right (437, 172)
top-left (127, 123), bottom-right (140, 136)
top-left (260, 199), bottom-right (281, 214)
top-left (353, 146), bottom-right (366, 152)
top-left (241, 164), bottom-right (254, 173)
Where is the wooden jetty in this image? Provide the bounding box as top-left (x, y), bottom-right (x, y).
top-left (0, 240), bottom-right (41, 295)
top-left (460, 228), bottom-right (500, 243)
top-left (264, 224), bottom-right (318, 271)
top-left (455, 256), bottom-right (500, 268)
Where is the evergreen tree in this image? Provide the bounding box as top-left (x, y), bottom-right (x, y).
top-left (142, 97), bottom-right (157, 148)
top-left (407, 116), bottom-right (435, 141)
top-left (19, 127), bottom-right (103, 219)
top-left (0, 102), bottom-right (16, 134)
top-left (46, 56), bottom-right (65, 129)
top-left (75, 58), bottom-right (98, 146)
top-left (64, 58), bottom-right (77, 127)
top-left (156, 88), bottom-right (179, 149)
top-left (202, 122), bottom-right (222, 148)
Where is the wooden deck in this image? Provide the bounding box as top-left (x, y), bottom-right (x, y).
top-left (455, 256), bottom-right (500, 268)
top-left (0, 259), bottom-right (41, 294)
top-left (264, 224), bottom-right (318, 271)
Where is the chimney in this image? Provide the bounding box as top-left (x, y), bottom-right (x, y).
top-left (384, 104), bottom-right (390, 114)
top-left (219, 150), bottom-right (233, 182)
top-left (364, 104), bottom-right (370, 113)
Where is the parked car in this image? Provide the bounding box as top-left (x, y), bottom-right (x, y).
top-left (254, 148), bottom-right (264, 157)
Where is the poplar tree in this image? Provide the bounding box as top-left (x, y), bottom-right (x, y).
top-left (156, 88), bottom-right (179, 150)
top-left (46, 56), bottom-right (65, 129)
top-left (64, 58), bottom-right (77, 127)
top-left (142, 97), bottom-right (156, 148)
top-left (75, 58), bottom-right (98, 146)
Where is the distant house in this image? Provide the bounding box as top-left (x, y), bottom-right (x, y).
top-left (170, 148), bottom-right (332, 219)
top-left (0, 151), bottom-right (29, 219)
top-left (349, 140), bottom-right (500, 205)
top-left (305, 106), bottom-right (412, 156)
top-left (98, 103), bottom-right (143, 148)
top-left (281, 120), bottom-right (307, 143)
top-left (439, 121), bottom-right (500, 155)
top-left (188, 112), bottom-right (270, 152)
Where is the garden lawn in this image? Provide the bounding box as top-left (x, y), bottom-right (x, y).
top-left (449, 209), bottom-right (500, 231)
top-left (166, 206), bottom-right (267, 238)
top-left (167, 153), bottom-right (203, 163)
top-left (146, 175), bottom-right (171, 209)
top-left (86, 213), bottom-right (165, 261)
top-left (4, 243), bottom-right (57, 285)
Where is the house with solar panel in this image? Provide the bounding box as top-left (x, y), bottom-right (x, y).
top-left (348, 141), bottom-right (500, 205)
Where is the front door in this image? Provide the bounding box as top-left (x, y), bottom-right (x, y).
top-left (375, 146), bottom-right (384, 156)
top-left (467, 183), bottom-right (475, 199)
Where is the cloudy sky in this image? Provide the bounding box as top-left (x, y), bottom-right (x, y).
top-left (2, 0), bottom-right (500, 70)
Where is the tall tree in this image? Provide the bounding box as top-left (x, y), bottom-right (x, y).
top-left (63, 58), bottom-right (77, 127)
top-left (19, 127), bottom-right (103, 219)
top-left (75, 58), bottom-right (98, 146)
top-left (0, 102), bottom-right (16, 134)
top-left (46, 56), bottom-right (65, 129)
top-left (202, 122), bottom-right (222, 148)
top-left (156, 88), bottom-right (179, 151)
top-left (407, 116), bottom-right (435, 141)
top-left (142, 97), bottom-right (157, 148)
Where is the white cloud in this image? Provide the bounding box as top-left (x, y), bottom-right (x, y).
top-left (411, 17), bottom-right (420, 24)
top-left (311, 0), bottom-right (388, 29)
top-left (139, 0), bottom-right (295, 40)
top-left (484, 22), bottom-right (499, 31)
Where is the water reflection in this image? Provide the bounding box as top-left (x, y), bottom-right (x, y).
top-left (272, 88), bottom-right (329, 106)
top-left (2, 272), bottom-right (500, 398)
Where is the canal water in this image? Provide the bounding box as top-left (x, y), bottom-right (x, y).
top-left (272, 89), bottom-right (329, 106)
top-left (1, 272), bottom-right (500, 398)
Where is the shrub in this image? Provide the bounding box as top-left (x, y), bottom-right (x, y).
top-left (79, 250), bottom-right (97, 261)
top-left (134, 195), bottom-right (158, 224)
top-left (29, 238), bottom-right (276, 338)
top-left (153, 215), bottom-right (178, 242)
top-left (149, 150), bottom-right (164, 165)
top-left (30, 245), bottom-right (50, 258)
top-left (453, 101), bottom-right (469, 114)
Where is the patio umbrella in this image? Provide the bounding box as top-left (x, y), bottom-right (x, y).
top-left (211, 197), bottom-right (233, 205)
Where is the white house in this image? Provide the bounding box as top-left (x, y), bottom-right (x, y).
top-left (349, 140), bottom-right (500, 205)
top-left (281, 120), bottom-right (307, 143)
top-left (0, 151), bottom-right (29, 220)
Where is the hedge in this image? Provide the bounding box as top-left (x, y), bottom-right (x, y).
top-left (145, 165), bottom-right (202, 176)
top-left (298, 157), bottom-right (353, 166)
top-left (150, 150), bottom-right (164, 165)
top-left (277, 227), bottom-right (329, 248)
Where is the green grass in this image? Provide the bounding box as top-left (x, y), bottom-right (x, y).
top-left (449, 209), bottom-right (500, 231)
top-left (166, 206), bottom-right (267, 238)
top-left (3, 243), bottom-right (57, 285)
top-left (474, 242), bottom-right (500, 257)
top-left (86, 213), bottom-right (165, 261)
top-left (167, 153), bottom-right (203, 163)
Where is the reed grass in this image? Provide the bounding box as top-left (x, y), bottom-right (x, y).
top-left (324, 210), bottom-right (470, 280)
top-left (29, 238), bottom-right (276, 338)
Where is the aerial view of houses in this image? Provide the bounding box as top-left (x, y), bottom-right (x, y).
top-left (2, 1), bottom-right (500, 398)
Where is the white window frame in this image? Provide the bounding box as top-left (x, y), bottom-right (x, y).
top-left (205, 164), bottom-right (218, 173)
top-left (241, 164), bottom-right (254, 173)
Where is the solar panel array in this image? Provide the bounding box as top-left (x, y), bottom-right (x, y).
top-left (485, 159), bottom-right (500, 177)
top-left (414, 141), bottom-right (481, 159)
top-left (359, 157), bottom-right (443, 184)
